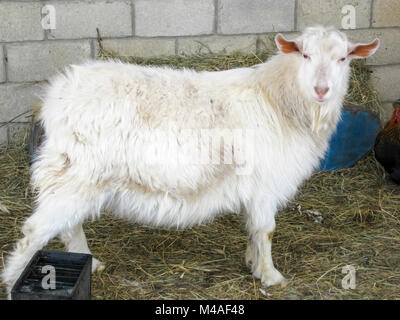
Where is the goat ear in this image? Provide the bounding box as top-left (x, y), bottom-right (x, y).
top-left (275, 34), bottom-right (301, 54)
top-left (348, 39), bottom-right (379, 59)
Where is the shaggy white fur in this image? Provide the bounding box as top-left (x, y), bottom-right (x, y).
top-left (2, 26), bottom-right (379, 295)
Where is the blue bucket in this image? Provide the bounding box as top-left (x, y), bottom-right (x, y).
top-left (319, 107), bottom-right (381, 171)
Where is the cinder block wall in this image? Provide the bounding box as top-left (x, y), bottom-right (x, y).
top-left (0, 0), bottom-right (399, 145)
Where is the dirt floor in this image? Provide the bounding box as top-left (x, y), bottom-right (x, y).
top-left (0, 144), bottom-right (399, 300)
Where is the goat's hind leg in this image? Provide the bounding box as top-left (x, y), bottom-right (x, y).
top-left (60, 224), bottom-right (105, 272)
top-left (1, 194), bottom-right (94, 295)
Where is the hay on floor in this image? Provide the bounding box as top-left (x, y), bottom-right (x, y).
top-left (0, 45), bottom-right (399, 300)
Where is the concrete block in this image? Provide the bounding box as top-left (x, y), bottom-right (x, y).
top-left (372, 0), bottom-right (400, 27)
top-left (218, 0), bottom-right (295, 34)
top-left (370, 64), bottom-right (400, 102)
top-left (0, 46), bottom-right (5, 83)
top-left (297, 0), bottom-right (371, 30)
top-left (6, 41), bottom-right (91, 82)
top-left (47, 1), bottom-right (133, 39)
top-left (0, 83), bottom-right (42, 122)
top-left (379, 102), bottom-right (396, 125)
top-left (0, 1), bottom-right (44, 41)
top-left (8, 123), bottom-right (30, 145)
top-left (135, 0), bottom-right (214, 37)
top-left (0, 125), bottom-right (7, 146)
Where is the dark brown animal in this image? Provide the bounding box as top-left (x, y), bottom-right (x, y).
top-left (374, 101), bottom-right (400, 184)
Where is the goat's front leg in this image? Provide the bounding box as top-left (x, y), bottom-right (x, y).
top-left (245, 200), bottom-right (287, 287)
top-left (246, 229), bottom-right (287, 287)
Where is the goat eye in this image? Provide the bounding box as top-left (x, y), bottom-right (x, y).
top-left (303, 54), bottom-right (310, 60)
top-left (338, 57), bottom-right (346, 63)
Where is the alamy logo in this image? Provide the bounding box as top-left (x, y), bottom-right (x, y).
top-left (137, 128), bottom-right (255, 176)
top-left (341, 265), bottom-right (356, 289)
top-left (41, 265), bottom-right (56, 290)
top-left (341, 5), bottom-right (356, 29)
top-left (41, 5), bottom-right (56, 30)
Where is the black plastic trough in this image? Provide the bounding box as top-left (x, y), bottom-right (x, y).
top-left (11, 250), bottom-right (92, 300)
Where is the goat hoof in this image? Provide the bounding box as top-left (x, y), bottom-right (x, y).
top-left (261, 271), bottom-right (288, 288)
top-left (92, 258), bottom-right (105, 273)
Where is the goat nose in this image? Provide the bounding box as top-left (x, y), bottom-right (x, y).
top-left (314, 86), bottom-right (329, 97)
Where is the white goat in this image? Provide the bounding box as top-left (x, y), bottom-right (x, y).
top-left (2, 26), bottom-right (379, 293)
